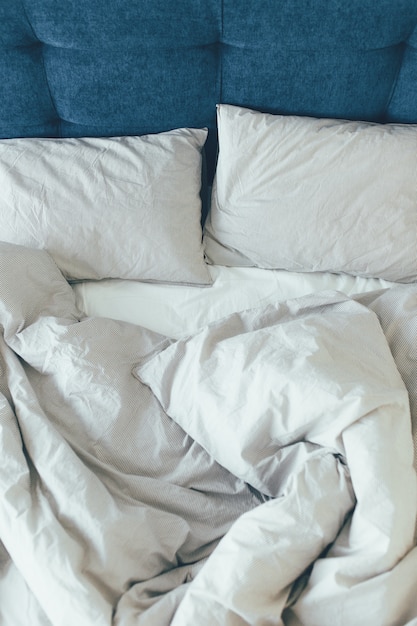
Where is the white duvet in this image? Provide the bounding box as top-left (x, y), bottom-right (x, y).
top-left (0, 242), bottom-right (416, 626)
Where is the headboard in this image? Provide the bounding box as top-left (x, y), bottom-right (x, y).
top-left (2, 0), bottom-right (417, 178)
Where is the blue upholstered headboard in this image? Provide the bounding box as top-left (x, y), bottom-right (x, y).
top-left (2, 0), bottom-right (417, 176)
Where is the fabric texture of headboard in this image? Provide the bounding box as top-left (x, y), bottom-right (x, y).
top-left (1, 0), bottom-right (417, 176)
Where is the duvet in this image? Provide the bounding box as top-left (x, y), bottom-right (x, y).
top-left (0, 242), bottom-right (416, 626)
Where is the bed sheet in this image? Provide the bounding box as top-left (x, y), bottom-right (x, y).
top-left (72, 265), bottom-right (394, 338)
top-left (1, 251), bottom-right (416, 626)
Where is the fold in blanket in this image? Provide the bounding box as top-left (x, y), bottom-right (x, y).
top-left (0, 242), bottom-right (416, 626)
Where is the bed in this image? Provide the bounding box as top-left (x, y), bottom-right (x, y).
top-left (0, 2), bottom-right (417, 625)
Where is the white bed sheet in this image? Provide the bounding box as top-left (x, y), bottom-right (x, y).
top-left (72, 265), bottom-right (394, 338)
top-left (1, 257), bottom-right (416, 626)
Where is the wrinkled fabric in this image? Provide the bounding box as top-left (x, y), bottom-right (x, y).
top-left (135, 290), bottom-right (417, 625)
top-left (0, 244), bottom-right (259, 625)
top-left (0, 243), bottom-right (416, 626)
top-left (204, 105), bottom-right (417, 283)
top-left (0, 130), bottom-right (210, 284)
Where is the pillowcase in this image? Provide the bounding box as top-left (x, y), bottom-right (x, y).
top-left (204, 104), bottom-right (417, 283)
top-left (0, 129), bottom-right (211, 284)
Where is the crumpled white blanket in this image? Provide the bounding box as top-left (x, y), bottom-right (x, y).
top-left (0, 242), bottom-right (416, 626)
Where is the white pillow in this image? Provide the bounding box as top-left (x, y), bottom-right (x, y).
top-left (0, 129), bottom-right (211, 284)
top-left (204, 105), bottom-right (417, 283)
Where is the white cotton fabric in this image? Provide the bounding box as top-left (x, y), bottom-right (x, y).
top-left (135, 291), bottom-right (417, 625)
top-left (356, 285), bottom-right (417, 540)
top-left (72, 264), bottom-right (393, 338)
top-left (1, 243), bottom-right (417, 626)
top-left (204, 104), bottom-right (417, 283)
top-left (0, 243), bottom-right (258, 626)
top-left (73, 264), bottom-right (416, 492)
top-left (0, 129), bottom-right (211, 284)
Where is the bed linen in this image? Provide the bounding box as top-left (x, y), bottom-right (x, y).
top-left (2, 3), bottom-right (417, 626)
top-left (72, 265), bottom-right (393, 339)
top-left (0, 242), bottom-right (416, 626)
top-left (204, 105), bottom-right (417, 283)
top-left (0, 129), bottom-right (210, 285)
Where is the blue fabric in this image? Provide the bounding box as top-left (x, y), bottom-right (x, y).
top-left (1, 0), bottom-right (417, 171)
top-left (221, 0), bottom-right (417, 121)
top-left (387, 26), bottom-right (417, 122)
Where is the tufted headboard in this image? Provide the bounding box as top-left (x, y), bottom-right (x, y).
top-left (1, 0), bottom-right (417, 178)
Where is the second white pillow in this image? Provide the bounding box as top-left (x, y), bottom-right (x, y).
top-left (204, 105), bottom-right (417, 283)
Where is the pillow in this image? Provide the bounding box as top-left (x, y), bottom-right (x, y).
top-left (0, 129), bottom-right (211, 285)
top-left (204, 104), bottom-right (417, 283)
